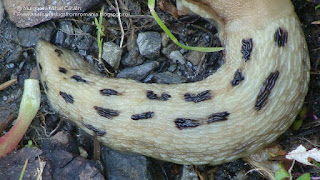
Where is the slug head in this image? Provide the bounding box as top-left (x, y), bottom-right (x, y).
top-left (176, 0), bottom-right (294, 33)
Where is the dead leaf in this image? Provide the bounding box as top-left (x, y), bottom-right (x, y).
top-left (158, 0), bottom-right (179, 19)
top-left (285, 145), bottom-right (320, 166)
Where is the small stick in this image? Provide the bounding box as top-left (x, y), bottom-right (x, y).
top-left (115, 0), bottom-right (125, 48)
top-left (0, 79), bottom-right (17, 91)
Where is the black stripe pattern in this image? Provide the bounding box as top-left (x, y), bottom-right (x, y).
top-left (231, 69), bottom-right (245, 86)
top-left (59, 67), bottom-right (67, 74)
top-left (174, 118), bottom-right (201, 130)
top-left (131, 112), bottom-right (154, 120)
top-left (255, 70), bottom-right (280, 110)
top-left (175, 111), bottom-right (230, 130)
top-left (43, 81), bottom-right (48, 91)
top-left (82, 123), bottom-right (106, 136)
top-left (94, 106), bottom-right (119, 119)
top-left (274, 28), bottom-right (288, 47)
top-left (207, 112), bottom-right (230, 124)
top-left (100, 89), bottom-right (119, 96)
top-left (71, 75), bottom-right (87, 83)
top-left (60, 91), bottom-right (74, 104)
top-left (241, 38), bottom-right (253, 61)
top-left (55, 49), bottom-right (63, 57)
top-left (38, 63), bottom-right (43, 72)
top-left (147, 91), bottom-right (171, 101)
top-left (184, 90), bottom-right (212, 103)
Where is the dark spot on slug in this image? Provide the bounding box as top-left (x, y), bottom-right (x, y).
top-left (38, 63), bottom-right (42, 72)
top-left (274, 28), bottom-right (288, 47)
top-left (241, 38), bottom-right (253, 61)
top-left (131, 112), bottom-right (154, 120)
top-left (43, 81), bottom-right (48, 91)
top-left (59, 67), bottom-right (67, 74)
top-left (59, 91), bottom-right (74, 104)
top-left (207, 111), bottom-right (230, 124)
top-left (55, 49), bottom-right (63, 57)
top-left (184, 90), bottom-right (211, 103)
top-left (174, 118), bottom-right (201, 130)
top-left (231, 69), bottom-right (245, 86)
top-left (147, 91), bottom-right (171, 101)
top-left (71, 75), bottom-right (87, 83)
top-left (94, 106), bottom-right (119, 119)
top-left (82, 122), bottom-right (106, 136)
top-left (100, 89), bottom-right (119, 96)
top-left (255, 70), bottom-right (280, 110)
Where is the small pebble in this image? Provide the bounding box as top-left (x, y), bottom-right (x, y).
top-left (121, 47), bottom-right (144, 67)
top-left (186, 50), bottom-right (206, 65)
top-left (181, 165), bottom-right (198, 180)
top-left (168, 64), bottom-right (177, 72)
top-left (137, 32), bottom-right (161, 58)
top-left (6, 63), bottom-right (14, 69)
top-left (0, 0), bottom-right (4, 24)
top-left (102, 42), bottom-right (122, 69)
top-left (161, 32), bottom-right (170, 47)
top-left (117, 61), bottom-right (159, 81)
top-left (169, 50), bottom-right (185, 65)
top-left (161, 42), bottom-right (179, 59)
top-left (152, 71), bottom-right (187, 84)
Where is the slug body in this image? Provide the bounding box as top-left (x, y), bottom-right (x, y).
top-left (36, 0), bottom-right (310, 165)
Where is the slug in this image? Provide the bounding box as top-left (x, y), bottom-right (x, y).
top-left (36, 0), bottom-right (310, 165)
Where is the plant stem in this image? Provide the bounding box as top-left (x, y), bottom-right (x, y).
top-left (0, 79), bottom-right (40, 157)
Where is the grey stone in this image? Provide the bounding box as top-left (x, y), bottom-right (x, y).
top-left (161, 42), bottom-right (179, 59)
top-left (161, 32), bottom-right (170, 47)
top-left (117, 61), bottom-right (159, 81)
top-left (181, 165), bottom-right (198, 180)
top-left (186, 50), bottom-right (206, 65)
top-left (6, 45), bottom-right (22, 63)
top-left (102, 42), bottom-right (122, 69)
top-left (137, 32), bottom-right (161, 58)
top-left (6, 63), bottom-right (14, 69)
top-left (126, 31), bottom-right (137, 51)
top-left (18, 24), bottom-right (54, 47)
top-left (168, 64), bottom-right (177, 72)
top-left (169, 50), bottom-right (185, 64)
top-left (60, 20), bottom-right (74, 34)
top-left (75, 36), bottom-right (93, 51)
top-left (3, 0), bottom-right (100, 28)
top-left (54, 30), bottom-right (65, 45)
top-left (0, 18), bottom-right (18, 42)
top-left (121, 47), bottom-right (144, 67)
top-left (54, 20), bottom-right (75, 46)
top-left (0, 0), bottom-right (3, 24)
top-left (153, 71), bottom-right (187, 84)
top-left (100, 146), bottom-right (156, 180)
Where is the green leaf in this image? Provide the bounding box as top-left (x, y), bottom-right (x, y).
top-left (94, 18), bottom-right (99, 26)
top-left (296, 173), bottom-right (311, 180)
top-left (315, 4), bottom-right (320, 11)
top-left (292, 118), bottom-right (303, 130)
top-left (19, 159), bottom-right (29, 180)
top-left (25, 140), bottom-right (33, 147)
top-left (99, 6), bottom-right (104, 23)
top-left (275, 164), bottom-right (289, 180)
top-left (312, 159), bottom-right (320, 168)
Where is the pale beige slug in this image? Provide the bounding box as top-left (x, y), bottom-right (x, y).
top-left (36, 0), bottom-right (310, 165)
